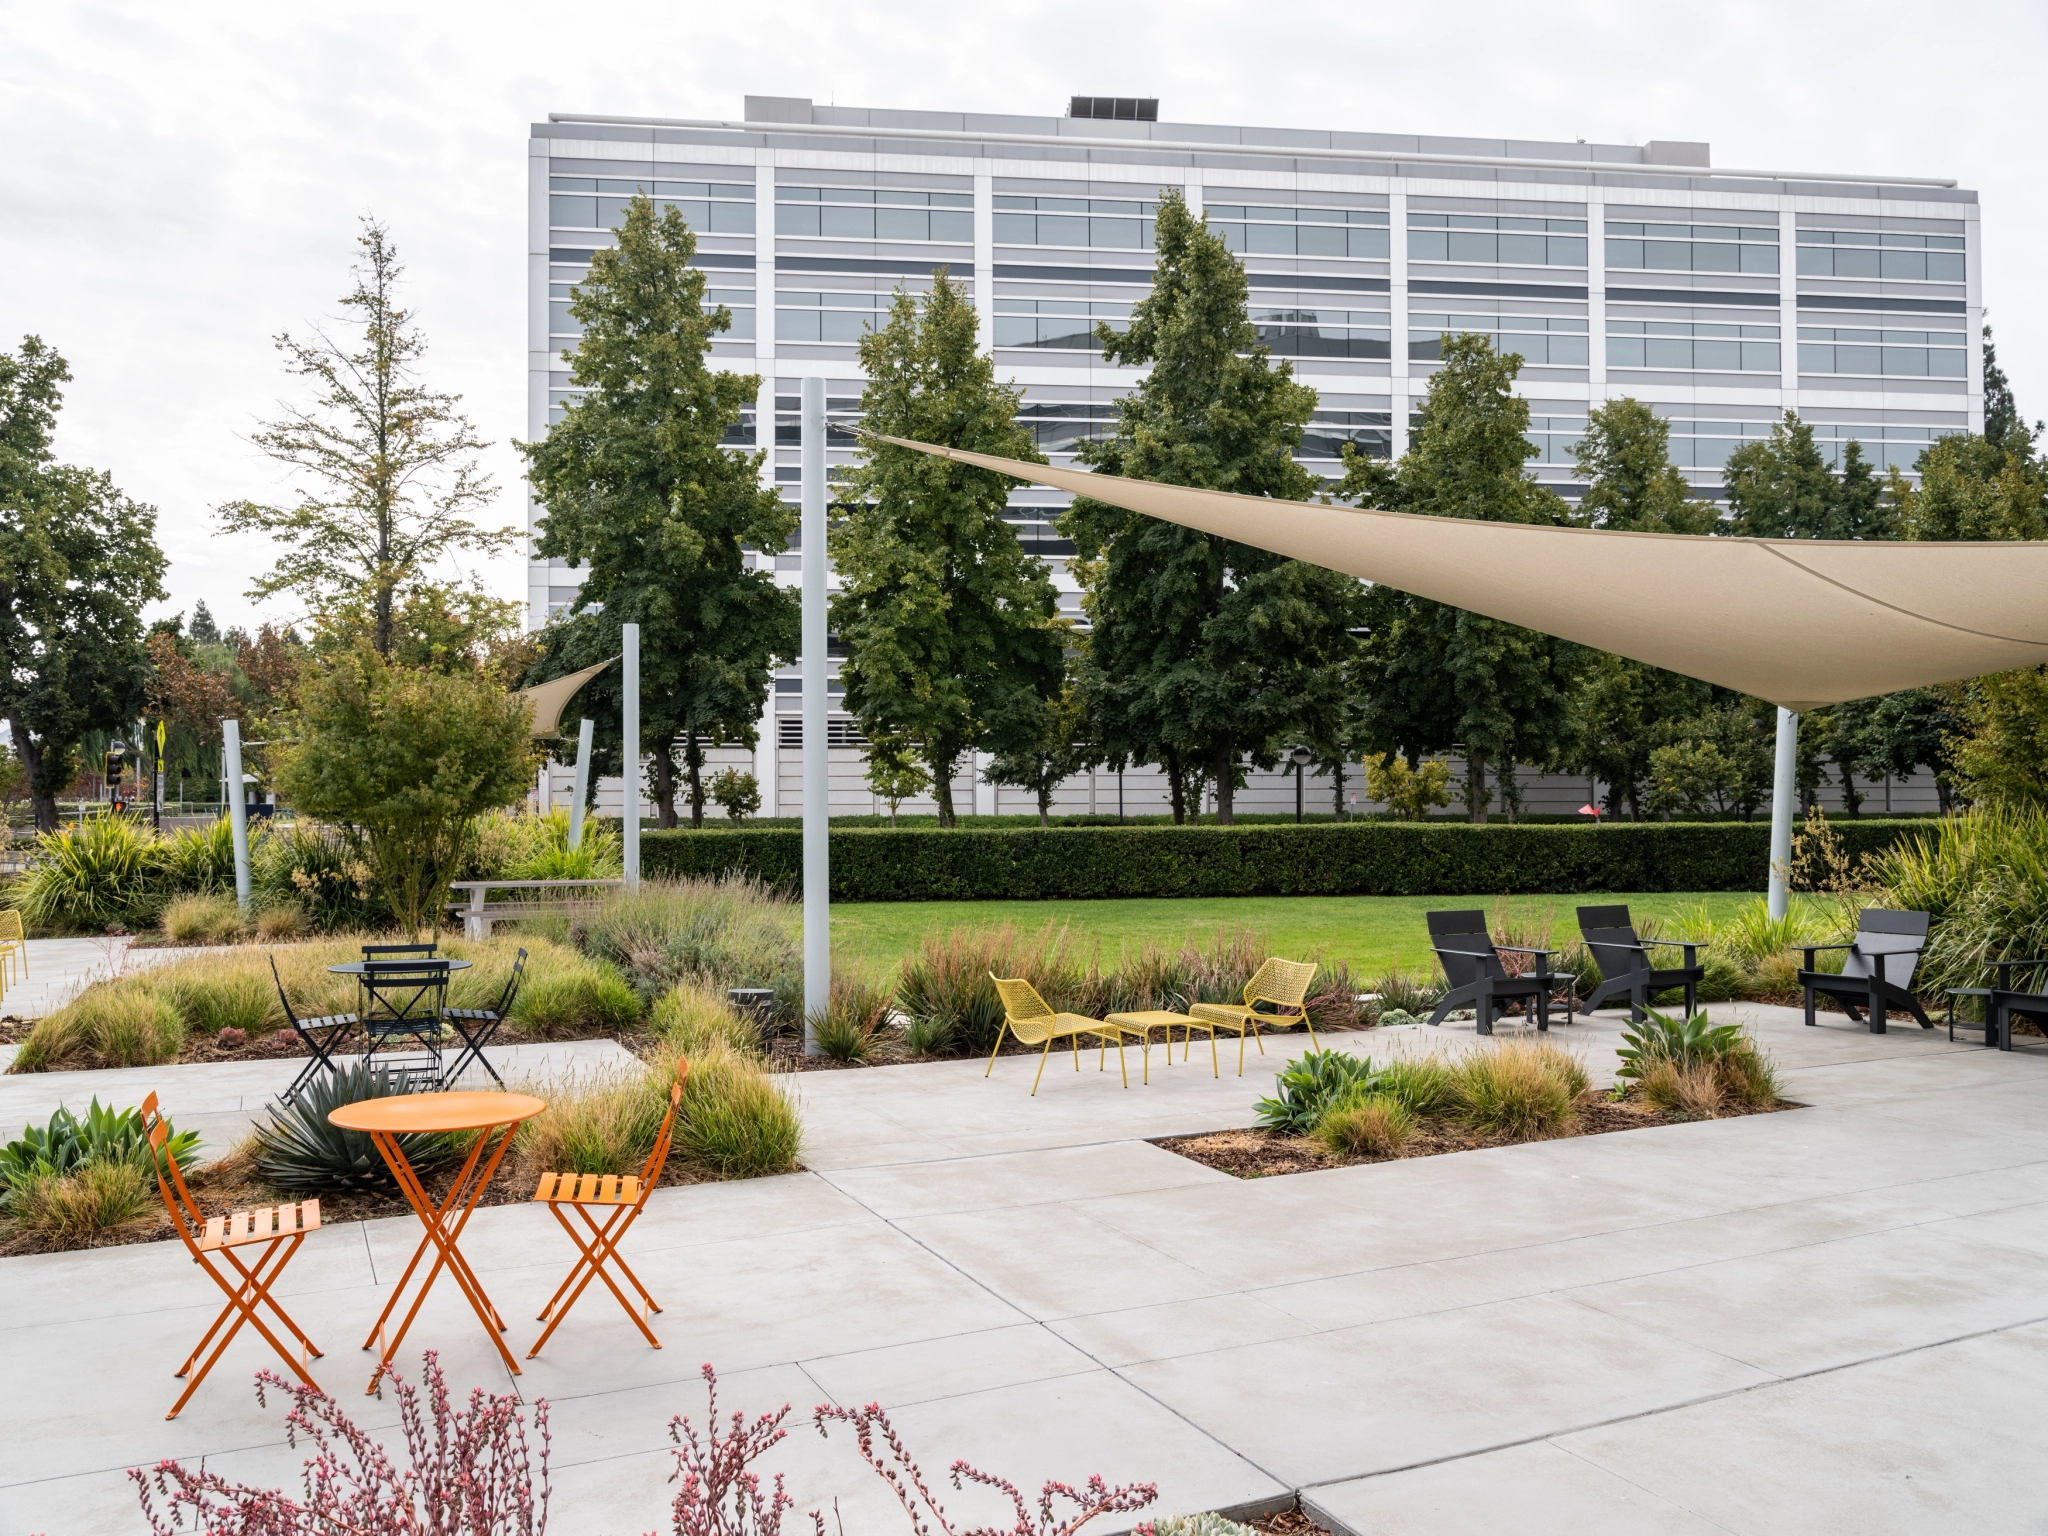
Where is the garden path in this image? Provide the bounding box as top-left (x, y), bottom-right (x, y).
top-left (3, 1004), bottom-right (2044, 1535)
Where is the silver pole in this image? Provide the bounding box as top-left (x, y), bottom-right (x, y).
top-left (222, 718), bottom-right (252, 916)
top-left (568, 716), bottom-right (594, 850)
top-left (622, 623), bottom-right (640, 889)
top-left (1767, 707), bottom-right (1799, 919)
top-left (801, 375), bottom-right (829, 1054)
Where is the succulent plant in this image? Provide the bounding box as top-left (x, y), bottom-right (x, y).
top-left (251, 1061), bottom-right (458, 1194)
top-left (0, 1098), bottom-right (201, 1203)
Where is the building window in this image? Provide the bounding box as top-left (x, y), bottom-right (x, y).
top-left (1409, 314), bottom-right (1589, 366)
top-left (1300, 410), bottom-right (1393, 463)
top-left (993, 298), bottom-right (1132, 349)
top-left (1250, 304), bottom-right (1390, 359)
top-left (1608, 320), bottom-right (1781, 372)
top-left (777, 291), bottom-right (895, 343)
top-left (1796, 230), bottom-right (1965, 282)
top-left (1207, 205), bottom-right (1389, 259)
top-left (548, 176), bottom-right (754, 235)
top-left (1407, 214), bottom-right (1587, 267)
top-left (776, 186), bottom-right (974, 242)
top-left (1525, 415), bottom-right (1588, 465)
top-left (1797, 325), bottom-right (1967, 378)
top-left (1014, 400), bottom-right (1120, 455)
top-left (549, 284), bottom-right (754, 341)
top-left (1605, 221), bottom-right (1778, 274)
top-left (994, 196), bottom-right (1157, 250)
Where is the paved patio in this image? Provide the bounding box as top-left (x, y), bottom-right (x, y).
top-left (3, 1002), bottom-right (2045, 1535)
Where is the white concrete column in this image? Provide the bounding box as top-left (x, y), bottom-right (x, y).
top-left (1389, 184), bottom-right (1409, 458)
top-left (1965, 212), bottom-right (1985, 434)
top-left (1586, 189), bottom-right (1607, 396)
top-left (1768, 708), bottom-right (1799, 919)
top-left (622, 624), bottom-right (640, 888)
top-left (1779, 207), bottom-right (1799, 402)
top-left (222, 718), bottom-right (251, 915)
top-left (756, 158), bottom-right (779, 495)
top-left (974, 167), bottom-right (994, 354)
top-left (801, 376), bottom-right (829, 1052)
top-left (568, 717), bottom-right (594, 849)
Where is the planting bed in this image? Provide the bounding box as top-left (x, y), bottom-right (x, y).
top-left (1157, 1089), bottom-right (1797, 1179)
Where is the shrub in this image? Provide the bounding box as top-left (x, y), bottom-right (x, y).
top-left (650, 983), bottom-right (762, 1058)
top-left (504, 951), bottom-right (642, 1038)
top-left (13, 812), bottom-right (163, 931)
top-left (5, 1160), bottom-right (151, 1243)
top-left (811, 974), bottom-right (893, 1063)
top-left (16, 981), bottom-right (187, 1070)
top-left (185, 965), bottom-right (279, 1038)
top-left (574, 876), bottom-right (802, 1020)
top-left (1615, 1010), bottom-right (1746, 1083)
top-left (1373, 1055), bottom-right (1461, 1117)
top-left (1254, 1050), bottom-right (1380, 1134)
top-left (1455, 1041), bottom-right (1578, 1138)
top-left (161, 891), bottom-right (244, 944)
top-left (1314, 1093), bottom-right (1416, 1158)
top-left (1875, 807), bottom-right (2048, 994)
top-left (252, 822), bottom-right (384, 932)
top-left (0, 1098), bottom-right (201, 1195)
top-left (1616, 1008), bottom-right (1779, 1113)
top-left (677, 1043), bottom-right (801, 1177)
top-left (161, 816), bottom-right (238, 894)
top-left (250, 1061), bottom-right (458, 1193)
top-left (1371, 963), bottom-right (1444, 1018)
top-left (514, 1064), bottom-right (667, 1180)
top-left (1641, 1059), bottom-right (1725, 1119)
top-left (473, 806), bottom-right (623, 881)
top-left (639, 819), bottom-right (1931, 901)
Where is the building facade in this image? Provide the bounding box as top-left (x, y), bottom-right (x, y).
top-left (527, 98), bottom-right (1976, 821)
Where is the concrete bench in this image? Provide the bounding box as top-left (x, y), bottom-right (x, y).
top-left (447, 879), bottom-right (624, 939)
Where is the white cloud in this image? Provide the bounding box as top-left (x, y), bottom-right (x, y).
top-left (4, 0), bottom-right (2043, 635)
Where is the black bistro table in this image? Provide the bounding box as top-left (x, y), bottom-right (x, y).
top-left (329, 958), bottom-right (472, 1087)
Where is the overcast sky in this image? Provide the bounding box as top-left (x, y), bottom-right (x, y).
top-left (5, 0), bottom-right (2043, 635)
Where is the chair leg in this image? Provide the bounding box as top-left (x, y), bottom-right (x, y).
top-left (1302, 1014), bottom-right (1321, 1052)
top-left (1477, 995), bottom-right (1492, 1037)
top-left (1870, 987), bottom-right (1888, 1034)
top-left (1685, 982), bottom-right (1698, 1019)
top-left (1804, 988), bottom-right (1816, 1028)
top-left (1208, 1024), bottom-right (1219, 1079)
top-left (1032, 1039), bottom-right (1054, 1095)
top-left (985, 1021), bottom-right (1009, 1076)
top-left (1116, 1035), bottom-right (1128, 1089)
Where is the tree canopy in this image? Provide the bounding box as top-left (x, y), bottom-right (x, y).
top-left (521, 194), bottom-right (797, 828)
top-left (1725, 412), bottom-right (1891, 539)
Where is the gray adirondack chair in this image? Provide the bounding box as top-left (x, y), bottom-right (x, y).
top-left (1799, 909), bottom-right (1932, 1033)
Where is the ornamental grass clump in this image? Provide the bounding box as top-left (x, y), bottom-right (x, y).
top-left (1454, 1041), bottom-right (1580, 1139)
top-left (6, 1159), bottom-right (151, 1244)
top-left (513, 1064), bottom-right (667, 1181)
top-left (160, 890), bottom-right (245, 944)
top-left (811, 974), bottom-right (893, 1063)
top-left (575, 875), bottom-right (801, 1018)
top-left (1617, 1009), bottom-right (1780, 1116)
top-left (15, 980), bottom-right (188, 1070)
top-left (1372, 1054), bottom-right (1461, 1117)
top-left (1314, 1093), bottom-right (1416, 1158)
top-left (675, 1043), bottom-right (801, 1178)
top-left (14, 811), bottom-right (164, 932)
top-left (651, 983), bottom-right (762, 1058)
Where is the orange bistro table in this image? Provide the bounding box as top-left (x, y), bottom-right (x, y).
top-left (328, 1090), bottom-right (546, 1392)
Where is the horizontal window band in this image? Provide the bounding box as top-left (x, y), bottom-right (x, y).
top-left (1248, 274), bottom-right (1391, 293)
top-left (1605, 287), bottom-right (1779, 307)
top-left (775, 256), bottom-right (968, 276)
top-left (549, 248), bottom-right (756, 269)
top-left (1408, 280), bottom-right (1588, 300)
top-left (993, 263), bottom-right (1156, 284)
top-left (1795, 293), bottom-right (1968, 315)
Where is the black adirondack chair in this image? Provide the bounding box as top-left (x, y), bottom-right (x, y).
top-left (1800, 909), bottom-right (1933, 1033)
top-left (270, 955), bottom-right (358, 1105)
top-left (1944, 957), bottom-right (2048, 1050)
top-left (1424, 910), bottom-right (1564, 1035)
top-left (1577, 905), bottom-right (1705, 1021)
top-left (441, 947), bottom-right (528, 1088)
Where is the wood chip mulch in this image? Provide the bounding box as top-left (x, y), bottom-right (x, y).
top-left (1246, 1507), bottom-right (1333, 1536)
top-left (1155, 1091), bottom-right (1796, 1179)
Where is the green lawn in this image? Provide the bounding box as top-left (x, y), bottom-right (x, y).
top-left (828, 891), bottom-right (1770, 982)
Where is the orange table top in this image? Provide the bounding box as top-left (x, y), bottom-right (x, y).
top-left (328, 1091), bottom-right (547, 1135)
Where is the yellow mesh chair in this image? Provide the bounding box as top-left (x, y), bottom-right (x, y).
top-left (988, 974), bottom-right (1131, 1094)
top-left (1187, 958), bottom-right (1321, 1075)
top-left (0, 909), bottom-right (26, 991)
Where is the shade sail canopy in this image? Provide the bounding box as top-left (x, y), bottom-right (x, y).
top-left (881, 437), bottom-right (2048, 711)
top-left (518, 656), bottom-right (616, 738)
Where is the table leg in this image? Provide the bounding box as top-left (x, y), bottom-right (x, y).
top-left (361, 1121), bottom-right (524, 1392)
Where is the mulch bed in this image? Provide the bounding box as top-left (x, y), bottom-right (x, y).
top-left (1247, 1508), bottom-right (1333, 1536)
top-left (1156, 1090), bottom-right (1796, 1179)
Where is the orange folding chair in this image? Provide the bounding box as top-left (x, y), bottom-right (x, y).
top-left (527, 1055), bottom-right (689, 1357)
top-left (142, 1092), bottom-right (323, 1418)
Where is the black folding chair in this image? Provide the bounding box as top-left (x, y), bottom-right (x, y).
top-left (1577, 904), bottom-right (1705, 1022)
top-left (1800, 909), bottom-right (1933, 1034)
top-left (441, 947), bottom-right (528, 1088)
top-left (1423, 910), bottom-right (1566, 1035)
top-left (358, 959), bottom-right (450, 1086)
top-left (362, 942), bottom-right (438, 961)
top-left (269, 955), bottom-right (358, 1105)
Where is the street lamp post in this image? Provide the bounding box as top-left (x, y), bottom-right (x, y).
top-left (1287, 744), bottom-right (1314, 824)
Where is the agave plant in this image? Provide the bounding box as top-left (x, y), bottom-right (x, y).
top-left (1254, 1050), bottom-right (1380, 1134)
top-left (0, 1098), bottom-right (201, 1202)
top-left (251, 1062), bottom-right (458, 1194)
top-left (1614, 1009), bottom-right (1748, 1083)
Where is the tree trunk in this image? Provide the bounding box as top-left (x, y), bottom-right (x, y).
top-left (686, 737), bottom-right (706, 830)
top-left (1038, 786), bottom-right (1051, 828)
top-left (1936, 779), bottom-right (1952, 813)
top-left (931, 747), bottom-right (957, 827)
top-left (11, 718), bottom-right (57, 832)
top-left (650, 750), bottom-right (678, 831)
top-left (1212, 737), bottom-right (1236, 826)
top-left (1466, 752), bottom-right (1490, 825)
top-left (1838, 761), bottom-right (1863, 817)
top-left (1165, 749), bottom-right (1186, 825)
top-left (374, 578), bottom-right (393, 658)
top-left (1331, 760), bottom-right (1346, 819)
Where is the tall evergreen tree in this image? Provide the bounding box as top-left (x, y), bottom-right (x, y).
top-left (1065, 191), bottom-right (1363, 825)
top-left (522, 194), bottom-right (797, 828)
top-left (1725, 412), bottom-right (1893, 539)
top-left (1981, 324), bottom-right (2038, 454)
top-left (1338, 334), bottom-right (1576, 822)
top-left (220, 219), bottom-right (512, 655)
top-left (1572, 398), bottom-right (1720, 533)
top-left (1890, 428), bottom-right (2048, 542)
top-left (0, 337), bottom-right (167, 829)
top-left (832, 272), bottom-right (1063, 827)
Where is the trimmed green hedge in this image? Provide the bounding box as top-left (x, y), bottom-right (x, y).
top-left (642, 819), bottom-right (1929, 901)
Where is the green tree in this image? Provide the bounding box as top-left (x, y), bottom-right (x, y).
top-left (1567, 650), bottom-right (1713, 820)
top-left (1889, 429), bottom-right (2048, 542)
top-left (981, 651), bottom-right (1089, 827)
top-left (189, 601), bottom-right (221, 646)
top-left (1982, 324), bottom-right (2039, 455)
top-left (1572, 398), bottom-right (1720, 533)
top-left (274, 648), bottom-right (533, 937)
top-left (522, 194), bottom-right (797, 829)
top-left (218, 220), bottom-right (513, 656)
top-left (0, 337), bottom-right (167, 830)
top-left (1647, 700), bottom-right (1779, 819)
top-left (1864, 686), bottom-right (1964, 811)
top-left (1725, 413), bottom-right (1894, 539)
top-left (832, 271), bottom-right (1063, 827)
top-left (1066, 191), bottom-right (1364, 825)
top-left (863, 735), bottom-right (931, 826)
top-left (1949, 668), bottom-right (2048, 809)
top-left (1338, 334), bottom-right (1576, 822)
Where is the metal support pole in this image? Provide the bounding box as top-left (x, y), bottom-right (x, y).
top-left (623, 625), bottom-right (640, 889)
top-left (568, 717), bottom-right (594, 850)
top-left (801, 375), bottom-right (829, 1054)
top-left (1768, 707), bottom-right (1799, 919)
top-left (1295, 764), bottom-right (1304, 823)
top-left (222, 718), bottom-right (252, 916)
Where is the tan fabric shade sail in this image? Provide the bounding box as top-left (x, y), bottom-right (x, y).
top-left (882, 436), bottom-right (2048, 711)
top-left (518, 656), bottom-right (616, 738)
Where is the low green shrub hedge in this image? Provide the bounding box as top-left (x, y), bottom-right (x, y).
top-left (641, 819), bottom-right (1927, 901)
